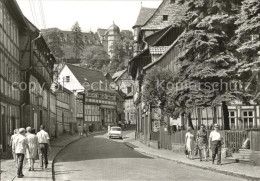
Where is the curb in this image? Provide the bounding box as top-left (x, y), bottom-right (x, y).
top-left (124, 141), bottom-right (138, 149)
top-left (52, 131), bottom-right (106, 181)
top-left (125, 141), bottom-right (260, 181)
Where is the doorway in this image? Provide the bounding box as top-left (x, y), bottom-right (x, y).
top-left (101, 109), bottom-right (105, 126)
top-left (40, 110), bottom-right (43, 126)
top-left (1, 105), bottom-right (7, 152)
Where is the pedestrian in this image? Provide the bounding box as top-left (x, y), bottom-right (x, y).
top-left (10, 129), bottom-right (18, 163)
top-left (82, 123), bottom-right (88, 137)
top-left (24, 126), bottom-right (32, 166)
top-left (185, 127), bottom-right (195, 160)
top-left (196, 124), bottom-right (209, 161)
top-left (78, 124), bottom-right (83, 136)
top-left (25, 126), bottom-right (32, 136)
top-left (36, 125), bottom-right (51, 169)
top-left (13, 128), bottom-right (30, 178)
top-left (209, 124), bottom-right (223, 165)
top-left (26, 128), bottom-right (38, 171)
top-left (108, 124), bottom-right (111, 133)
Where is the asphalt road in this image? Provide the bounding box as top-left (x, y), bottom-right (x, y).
top-left (54, 132), bottom-right (245, 181)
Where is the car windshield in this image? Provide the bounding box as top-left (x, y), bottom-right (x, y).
top-left (111, 128), bottom-right (121, 131)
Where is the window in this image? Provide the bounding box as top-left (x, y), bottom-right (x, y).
top-left (127, 86), bottom-right (132, 94)
top-left (229, 110), bottom-right (236, 129)
top-left (242, 110), bottom-right (254, 129)
top-left (65, 76), bottom-right (70, 82)
top-left (163, 15), bottom-right (168, 21)
top-left (251, 34), bottom-right (259, 41)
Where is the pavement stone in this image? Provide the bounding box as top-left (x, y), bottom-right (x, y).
top-left (1, 131), bottom-right (105, 181)
top-left (124, 132), bottom-right (260, 181)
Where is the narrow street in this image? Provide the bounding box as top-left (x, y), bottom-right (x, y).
top-left (54, 131), bottom-right (244, 181)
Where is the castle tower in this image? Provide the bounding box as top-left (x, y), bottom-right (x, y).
top-left (107, 22), bottom-right (121, 58)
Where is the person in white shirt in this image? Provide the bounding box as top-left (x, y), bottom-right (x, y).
top-left (36, 125), bottom-right (51, 169)
top-left (13, 128), bottom-right (30, 178)
top-left (209, 124), bottom-right (222, 165)
top-left (10, 129), bottom-right (18, 163)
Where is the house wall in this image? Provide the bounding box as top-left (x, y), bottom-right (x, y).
top-left (50, 92), bottom-right (56, 137)
top-left (0, 0), bottom-right (22, 154)
top-left (56, 90), bottom-right (72, 134)
top-left (58, 65), bottom-right (84, 92)
top-left (141, 0), bottom-right (186, 30)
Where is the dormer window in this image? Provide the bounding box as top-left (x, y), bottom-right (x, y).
top-left (170, 0), bottom-right (175, 3)
top-left (163, 15), bottom-right (168, 21)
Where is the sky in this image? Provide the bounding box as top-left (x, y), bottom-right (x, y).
top-left (17, 0), bottom-right (162, 32)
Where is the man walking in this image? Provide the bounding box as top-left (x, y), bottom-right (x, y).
top-left (209, 124), bottom-right (222, 165)
top-left (36, 125), bottom-right (51, 169)
top-left (13, 128), bottom-right (30, 178)
top-left (82, 123), bottom-right (88, 137)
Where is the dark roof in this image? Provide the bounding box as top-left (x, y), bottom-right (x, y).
top-left (144, 29), bottom-right (186, 70)
top-left (121, 30), bottom-right (133, 38)
top-left (5, 0), bottom-right (28, 29)
top-left (66, 64), bottom-right (108, 85)
top-left (144, 25), bottom-right (172, 45)
top-left (97, 28), bottom-right (108, 37)
top-left (133, 7), bottom-right (157, 28)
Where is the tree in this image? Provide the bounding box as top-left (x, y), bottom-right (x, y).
top-left (43, 30), bottom-right (65, 61)
top-left (235, 0), bottom-right (260, 103)
top-left (106, 33), bottom-right (134, 74)
top-left (107, 41), bottom-right (127, 74)
top-left (143, 67), bottom-right (177, 126)
top-left (71, 22), bottom-right (85, 62)
top-left (81, 46), bottom-right (110, 70)
top-left (175, 0), bottom-right (243, 130)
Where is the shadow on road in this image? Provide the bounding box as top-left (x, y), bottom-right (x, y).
top-left (55, 137), bottom-right (153, 162)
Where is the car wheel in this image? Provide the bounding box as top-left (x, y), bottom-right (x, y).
top-left (109, 136), bottom-right (111, 139)
top-left (120, 137), bottom-right (123, 140)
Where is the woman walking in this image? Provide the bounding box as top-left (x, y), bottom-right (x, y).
top-left (10, 129), bottom-right (18, 163)
top-left (26, 128), bottom-right (38, 171)
top-left (185, 127), bottom-right (195, 159)
top-left (78, 124), bottom-right (83, 136)
top-left (196, 124), bottom-right (209, 161)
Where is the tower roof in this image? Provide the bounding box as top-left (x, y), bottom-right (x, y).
top-left (108, 22), bottom-right (120, 35)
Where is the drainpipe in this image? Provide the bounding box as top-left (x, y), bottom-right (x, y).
top-left (21, 103), bottom-right (26, 128)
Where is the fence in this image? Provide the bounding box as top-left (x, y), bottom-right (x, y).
top-left (249, 130), bottom-right (260, 151)
top-left (221, 130), bottom-right (247, 149)
top-left (156, 129), bottom-right (251, 151)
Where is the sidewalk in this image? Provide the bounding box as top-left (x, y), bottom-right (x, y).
top-left (1, 131), bottom-right (104, 181)
top-left (124, 132), bottom-right (260, 180)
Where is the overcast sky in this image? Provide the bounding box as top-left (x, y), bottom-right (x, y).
top-left (17, 0), bottom-right (162, 32)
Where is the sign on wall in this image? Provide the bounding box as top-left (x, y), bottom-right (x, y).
top-left (153, 120), bottom-right (160, 132)
top-left (151, 108), bottom-right (161, 120)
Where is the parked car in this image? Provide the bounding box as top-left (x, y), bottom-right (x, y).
top-left (108, 126), bottom-right (123, 139)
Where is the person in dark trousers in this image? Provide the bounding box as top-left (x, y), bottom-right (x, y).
top-left (209, 124), bottom-right (223, 165)
top-left (83, 123), bottom-right (88, 137)
top-left (13, 128), bottom-right (30, 178)
top-left (36, 125), bottom-right (51, 169)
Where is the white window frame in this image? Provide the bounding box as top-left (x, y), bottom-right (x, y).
top-left (241, 110), bottom-right (254, 129)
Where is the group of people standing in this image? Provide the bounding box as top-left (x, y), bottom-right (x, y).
top-left (185, 123), bottom-right (223, 165)
top-left (10, 125), bottom-right (51, 178)
top-left (77, 123), bottom-right (89, 137)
